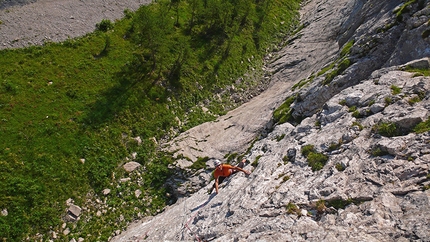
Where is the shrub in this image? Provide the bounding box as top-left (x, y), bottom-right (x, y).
top-left (96, 19), bottom-right (114, 32)
top-left (339, 99), bottom-right (347, 106)
top-left (123, 9), bottom-right (134, 19)
top-left (307, 152), bottom-right (328, 171)
top-left (335, 163), bottom-right (345, 171)
top-left (374, 122), bottom-right (400, 137)
top-left (301, 144), bottom-right (315, 157)
top-left (370, 146), bottom-right (390, 157)
top-left (326, 198), bottom-right (354, 209)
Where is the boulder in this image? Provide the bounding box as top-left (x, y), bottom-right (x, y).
top-left (123, 161), bottom-right (141, 173)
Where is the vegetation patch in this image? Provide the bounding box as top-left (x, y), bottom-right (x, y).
top-left (413, 117), bottom-right (430, 133)
top-left (275, 134), bottom-right (286, 142)
top-left (301, 144), bottom-right (328, 171)
top-left (408, 91), bottom-right (426, 105)
top-left (322, 58), bottom-right (352, 85)
top-left (372, 121), bottom-right (403, 137)
top-left (224, 153), bottom-right (240, 163)
top-left (327, 140), bottom-right (342, 152)
top-left (316, 199), bottom-right (327, 213)
top-left (394, 0), bottom-right (417, 22)
top-left (403, 65), bottom-right (430, 76)
top-left (390, 84), bottom-right (402, 95)
top-left (335, 163), bottom-right (345, 171)
top-left (384, 96), bottom-right (393, 106)
top-left (370, 145), bottom-right (390, 157)
top-left (352, 121), bottom-right (364, 130)
top-left (251, 155), bottom-right (262, 168)
top-left (286, 202), bottom-right (301, 215)
top-left (292, 75), bottom-right (315, 91)
top-left (276, 173), bottom-right (290, 183)
top-left (340, 40), bottom-right (355, 58)
top-left (189, 156), bottom-right (210, 170)
top-left (273, 94), bottom-right (297, 124)
top-left (326, 198), bottom-right (354, 209)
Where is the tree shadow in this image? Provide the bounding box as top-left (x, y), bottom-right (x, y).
top-left (80, 58), bottom-right (152, 128)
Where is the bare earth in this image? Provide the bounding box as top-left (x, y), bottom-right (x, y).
top-left (0, 0), bottom-right (150, 49)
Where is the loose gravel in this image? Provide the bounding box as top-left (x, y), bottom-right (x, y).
top-left (0, 0), bottom-right (150, 49)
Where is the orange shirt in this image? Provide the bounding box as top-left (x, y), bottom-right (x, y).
top-left (214, 164), bottom-right (234, 179)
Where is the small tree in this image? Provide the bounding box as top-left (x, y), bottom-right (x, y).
top-left (96, 19), bottom-right (114, 32)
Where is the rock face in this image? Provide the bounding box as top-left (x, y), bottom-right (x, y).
top-left (112, 0), bottom-right (430, 241)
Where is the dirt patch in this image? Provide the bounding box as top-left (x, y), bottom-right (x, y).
top-left (0, 0), bottom-right (150, 49)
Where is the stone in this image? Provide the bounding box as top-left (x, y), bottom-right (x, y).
top-left (1, 209), bottom-right (7, 216)
top-left (123, 161), bottom-right (141, 172)
top-left (103, 188), bottom-right (111, 195)
top-left (68, 204), bottom-right (81, 220)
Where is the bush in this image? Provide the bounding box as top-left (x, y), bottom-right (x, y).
top-left (370, 146), bottom-right (390, 157)
top-left (335, 163), bottom-right (345, 171)
top-left (96, 19), bottom-right (114, 32)
top-left (307, 152), bottom-right (328, 171)
top-left (301, 144), bottom-right (328, 171)
top-left (374, 122), bottom-right (400, 137)
top-left (301, 144), bottom-right (315, 157)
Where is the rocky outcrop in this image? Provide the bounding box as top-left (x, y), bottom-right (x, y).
top-left (112, 0), bottom-right (430, 241)
top-left (113, 62), bottom-right (430, 242)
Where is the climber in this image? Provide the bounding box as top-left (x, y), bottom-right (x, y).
top-left (208, 159), bottom-right (251, 194)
